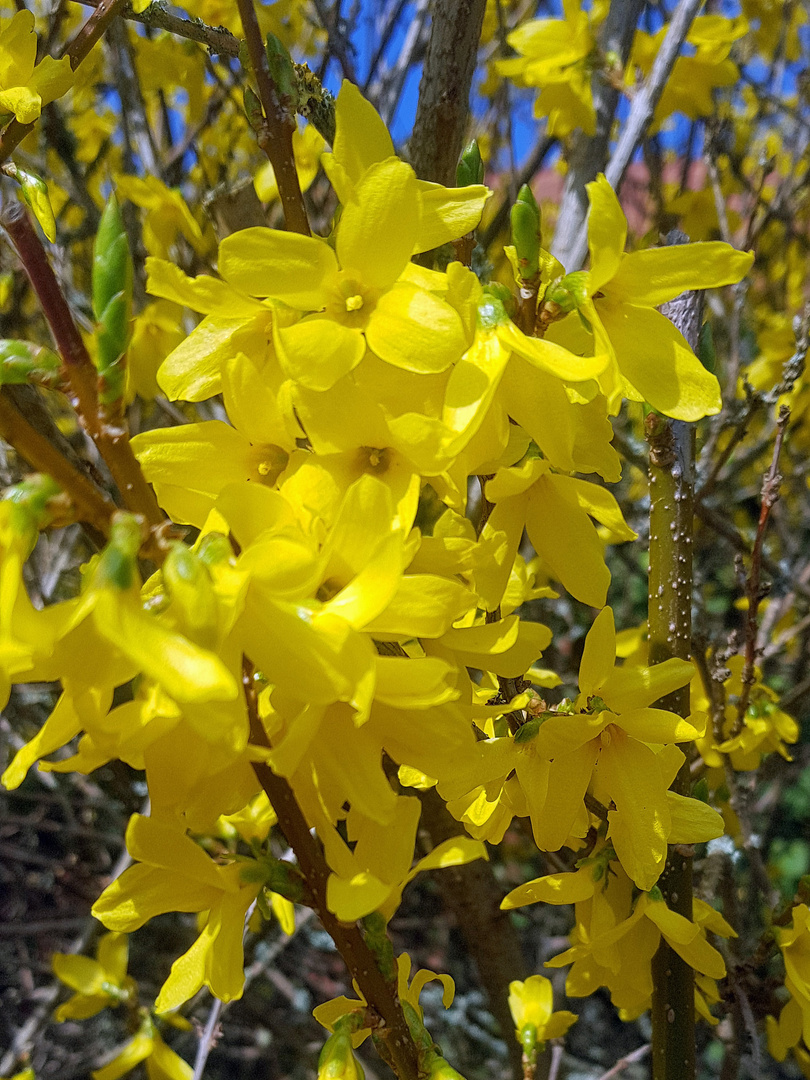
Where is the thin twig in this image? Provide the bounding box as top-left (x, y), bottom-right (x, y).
top-left (551, 0), bottom-right (642, 270)
top-left (732, 404), bottom-right (790, 736)
top-left (74, 0), bottom-right (240, 57)
top-left (604, 0), bottom-right (703, 195)
top-left (0, 388), bottom-right (114, 540)
top-left (595, 1044), bottom-right (651, 1080)
top-left (236, 0), bottom-right (311, 236)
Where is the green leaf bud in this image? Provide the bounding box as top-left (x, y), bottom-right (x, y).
top-left (0, 339), bottom-right (61, 389)
top-left (95, 512), bottom-right (142, 590)
top-left (5, 165), bottom-right (57, 242)
top-left (456, 139), bottom-right (484, 187)
top-left (244, 84), bottom-right (264, 133)
top-left (265, 33), bottom-right (299, 110)
top-left (510, 184), bottom-right (541, 280)
top-left (544, 270), bottom-right (589, 313)
top-left (92, 193), bottom-right (133, 406)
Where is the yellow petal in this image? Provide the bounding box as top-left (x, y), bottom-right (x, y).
top-left (275, 316), bottom-right (365, 390)
top-left (414, 181), bottom-right (491, 253)
top-left (609, 244), bottom-right (754, 306)
top-left (338, 159), bottom-right (418, 291)
top-left (367, 283), bottom-right (467, 373)
top-left (598, 302), bottom-right (721, 421)
top-left (586, 174), bottom-right (627, 290)
top-left (218, 228), bottom-right (337, 308)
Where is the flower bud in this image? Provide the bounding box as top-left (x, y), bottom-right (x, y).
top-left (510, 185), bottom-right (541, 280)
top-left (456, 140), bottom-right (484, 187)
top-left (0, 339), bottom-right (61, 389)
top-left (92, 193), bottom-right (133, 407)
top-left (95, 513), bottom-right (142, 590)
top-left (3, 163), bottom-right (56, 241)
top-left (544, 270), bottom-right (589, 313)
top-left (265, 33), bottom-right (299, 110)
top-left (318, 1030), bottom-right (365, 1080)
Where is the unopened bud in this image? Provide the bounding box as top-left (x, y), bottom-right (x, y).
top-left (510, 185), bottom-right (541, 280)
top-left (456, 140), bottom-right (484, 187)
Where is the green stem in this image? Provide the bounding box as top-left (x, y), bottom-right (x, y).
top-left (646, 257), bottom-right (703, 1080)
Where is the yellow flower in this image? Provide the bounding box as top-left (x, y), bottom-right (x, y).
top-left (551, 174), bottom-right (754, 419)
top-left (497, 0), bottom-right (607, 137)
top-left (52, 932), bottom-right (134, 1021)
top-left (92, 814), bottom-right (261, 1012)
top-left (218, 156), bottom-right (468, 389)
top-left (0, 10), bottom-right (73, 124)
top-left (92, 1014), bottom-right (192, 1080)
top-left (508, 975), bottom-right (577, 1051)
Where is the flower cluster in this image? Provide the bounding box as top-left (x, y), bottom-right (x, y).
top-left (0, 76), bottom-right (755, 1070)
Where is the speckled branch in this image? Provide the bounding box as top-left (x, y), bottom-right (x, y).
top-left (646, 236), bottom-right (702, 1080)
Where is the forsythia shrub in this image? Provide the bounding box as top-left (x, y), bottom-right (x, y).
top-left (0, 3), bottom-right (807, 1080)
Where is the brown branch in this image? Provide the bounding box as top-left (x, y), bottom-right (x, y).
top-left (0, 388), bottom-right (114, 541)
top-left (236, 0), bottom-right (311, 236)
top-left (731, 404), bottom-right (790, 737)
top-left (74, 0), bottom-right (240, 58)
top-left (2, 203), bottom-right (164, 527)
top-left (409, 0), bottom-right (488, 186)
top-left (243, 661), bottom-right (420, 1080)
top-left (0, 0), bottom-right (130, 162)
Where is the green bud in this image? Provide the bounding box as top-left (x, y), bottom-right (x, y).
top-left (692, 776), bottom-right (710, 803)
top-left (0, 339), bottom-right (61, 389)
top-left (95, 512), bottom-right (142, 590)
top-left (318, 1030), bottom-right (364, 1080)
top-left (456, 139), bottom-right (484, 187)
top-left (648, 885), bottom-right (664, 902)
top-left (3, 474), bottom-right (62, 538)
top-left (92, 193), bottom-right (133, 406)
top-left (544, 270), bottom-right (589, 314)
top-left (3, 163), bottom-right (57, 242)
top-left (510, 185), bottom-right (541, 280)
top-left (424, 1051), bottom-right (468, 1080)
top-left (265, 859), bottom-right (307, 904)
top-left (244, 84), bottom-right (264, 133)
top-left (265, 33), bottom-right (299, 109)
top-left (477, 285), bottom-right (515, 328)
top-left (197, 532), bottom-right (235, 567)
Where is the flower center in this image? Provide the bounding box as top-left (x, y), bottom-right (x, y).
top-left (345, 293), bottom-right (364, 312)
